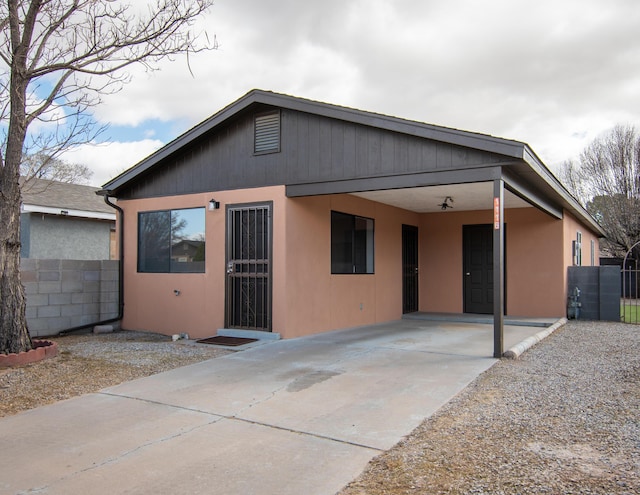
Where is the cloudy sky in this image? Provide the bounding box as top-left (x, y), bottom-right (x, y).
top-left (60, 0), bottom-right (640, 187)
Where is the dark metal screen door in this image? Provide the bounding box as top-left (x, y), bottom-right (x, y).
top-left (402, 225), bottom-right (419, 313)
top-left (226, 204), bottom-right (272, 331)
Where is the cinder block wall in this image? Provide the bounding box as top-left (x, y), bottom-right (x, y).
top-left (20, 259), bottom-right (120, 337)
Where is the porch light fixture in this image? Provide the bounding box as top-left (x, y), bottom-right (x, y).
top-left (438, 196), bottom-right (454, 210)
top-left (208, 199), bottom-right (220, 210)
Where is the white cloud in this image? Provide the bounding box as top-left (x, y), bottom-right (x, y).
top-left (60, 139), bottom-right (164, 187)
top-left (66, 0), bottom-right (640, 182)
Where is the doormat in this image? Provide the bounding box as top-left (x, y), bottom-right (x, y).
top-left (196, 336), bottom-right (258, 347)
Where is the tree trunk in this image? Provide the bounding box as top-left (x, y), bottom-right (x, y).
top-left (0, 8), bottom-right (33, 354)
top-left (0, 165), bottom-right (32, 355)
top-left (0, 102), bottom-right (32, 354)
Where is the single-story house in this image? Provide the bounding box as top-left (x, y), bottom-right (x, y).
top-left (21, 177), bottom-right (117, 260)
top-left (99, 90), bottom-right (603, 356)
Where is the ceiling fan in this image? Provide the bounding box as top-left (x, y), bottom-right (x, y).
top-left (438, 196), bottom-right (454, 210)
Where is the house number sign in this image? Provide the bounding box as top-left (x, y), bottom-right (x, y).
top-left (493, 197), bottom-right (501, 230)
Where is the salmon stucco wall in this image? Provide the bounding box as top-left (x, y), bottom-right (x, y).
top-left (419, 209), bottom-right (510, 314)
top-left (283, 194), bottom-right (419, 338)
top-left (119, 186), bottom-right (287, 339)
top-left (419, 210), bottom-right (468, 313)
top-left (504, 208), bottom-right (565, 316)
top-left (562, 210), bottom-right (600, 296)
top-left (419, 206), bottom-right (580, 318)
top-left (119, 186), bottom-right (601, 339)
top-left (120, 186), bottom-right (420, 339)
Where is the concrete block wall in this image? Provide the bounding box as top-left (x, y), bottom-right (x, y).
top-left (20, 259), bottom-right (120, 337)
top-left (567, 266), bottom-right (621, 321)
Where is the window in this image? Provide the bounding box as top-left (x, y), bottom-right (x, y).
top-left (254, 111), bottom-right (280, 154)
top-left (591, 239), bottom-right (595, 266)
top-left (331, 211), bottom-right (374, 274)
top-left (573, 231), bottom-right (582, 266)
top-left (138, 207), bottom-right (205, 273)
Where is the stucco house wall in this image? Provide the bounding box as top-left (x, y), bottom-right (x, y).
top-left (119, 187), bottom-right (286, 337)
top-left (21, 213), bottom-right (113, 260)
top-left (118, 184), bottom-right (599, 340)
top-left (419, 207), bottom-right (600, 318)
top-left (20, 177), bottom-right (117, 261)
top-left (283, 194), bottom-right (420, 338)
top-left (120, 188), bottom-right (421, 339)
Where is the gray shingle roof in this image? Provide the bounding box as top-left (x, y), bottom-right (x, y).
top-left (21, 177), bottom-right (115, 215)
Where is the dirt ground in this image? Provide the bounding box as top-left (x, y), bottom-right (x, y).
top-left (0, 330), bottom-right (230, 418)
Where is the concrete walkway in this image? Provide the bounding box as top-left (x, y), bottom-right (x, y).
top-left (0, 319), bottom-right (550, 494)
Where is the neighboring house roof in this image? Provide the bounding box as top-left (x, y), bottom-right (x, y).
top-left (172, 239), bottom-right (205, 249)
top-left (21, 177), bottom-right (116, 221)
top-left (99, 89), bottom-right (603, 236)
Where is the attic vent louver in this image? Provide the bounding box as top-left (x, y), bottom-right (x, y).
top-left (254, 111), bottom-right (280, 154)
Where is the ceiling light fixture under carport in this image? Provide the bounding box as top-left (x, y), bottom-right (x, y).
top-left (438, 196), bottom-right (454, 210)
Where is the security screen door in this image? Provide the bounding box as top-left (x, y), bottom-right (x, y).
top-left (226, 203), bottom-right (272, 331)
top-left (402, 225), bottom-right (419, 314)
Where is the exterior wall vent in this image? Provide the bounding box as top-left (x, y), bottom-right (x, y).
top-left (254, 111), bottom-right (280, 154)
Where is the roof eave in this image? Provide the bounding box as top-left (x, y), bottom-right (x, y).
top-left (521, 145), bottom-right (605, 237)
top-left (100, 90), bottom-right (263, 193)
top-left (21, 203), bottom-right (116, 221)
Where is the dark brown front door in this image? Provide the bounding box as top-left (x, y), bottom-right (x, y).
top-left (463, 224), bottom-right (493, 314)
top-left (402, 225), bottom-right (419, 314)
top-left (226, 203), bottom-right (272, 331)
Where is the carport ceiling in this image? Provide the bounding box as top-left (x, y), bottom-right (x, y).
top-left (352, 182), bottom-right (531, 213)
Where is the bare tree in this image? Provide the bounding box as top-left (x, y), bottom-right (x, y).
top-left (21, 152), bottom-right (93, 186)
top-left (559, 125), bottom-right (640, 259)
top-left (0, 0), bottom-right (215, 354)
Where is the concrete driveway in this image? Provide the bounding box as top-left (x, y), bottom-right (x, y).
top-left (0, 317), bottom-right (552, 494)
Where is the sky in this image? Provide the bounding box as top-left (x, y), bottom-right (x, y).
top-left (58, 0), bottom-right (640, 187)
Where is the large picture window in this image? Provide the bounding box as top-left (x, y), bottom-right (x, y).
top-left (331, 211), bottom-right (374, 274)
top-left (138, 207), bottom-right (205, 273)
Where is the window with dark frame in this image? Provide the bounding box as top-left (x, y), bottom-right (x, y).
top-left (331, 211), bottom-right (374, 274)
top-left (138, 207), bottom-right (205, 273)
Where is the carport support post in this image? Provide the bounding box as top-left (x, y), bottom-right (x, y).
top-left (493, 179), bottom-right (505, 358)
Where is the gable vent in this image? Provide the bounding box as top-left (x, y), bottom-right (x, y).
top-left (254, 111), bottom-right (281, 154)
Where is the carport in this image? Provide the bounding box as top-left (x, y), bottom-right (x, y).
top-left (287, 157), bottom-right (601, 357)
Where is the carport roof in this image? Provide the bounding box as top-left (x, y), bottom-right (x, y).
top-left (99, 89), bottom-right (604, 236)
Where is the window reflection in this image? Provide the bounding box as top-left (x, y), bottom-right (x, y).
top-left (138, 207), bottom-right (205, 273)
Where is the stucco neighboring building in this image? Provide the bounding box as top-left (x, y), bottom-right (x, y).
top-left (20, 177), bottom-right (116, 260)
top-left (99, 90), bottom-right (604, 355)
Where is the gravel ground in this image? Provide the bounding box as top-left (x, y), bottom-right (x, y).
top-left (1, 322), bottom-right (638, 494)
top-left (340, 320), bottom-right (640, 494)
top-left (0, 330), bottom-right (231, 418)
